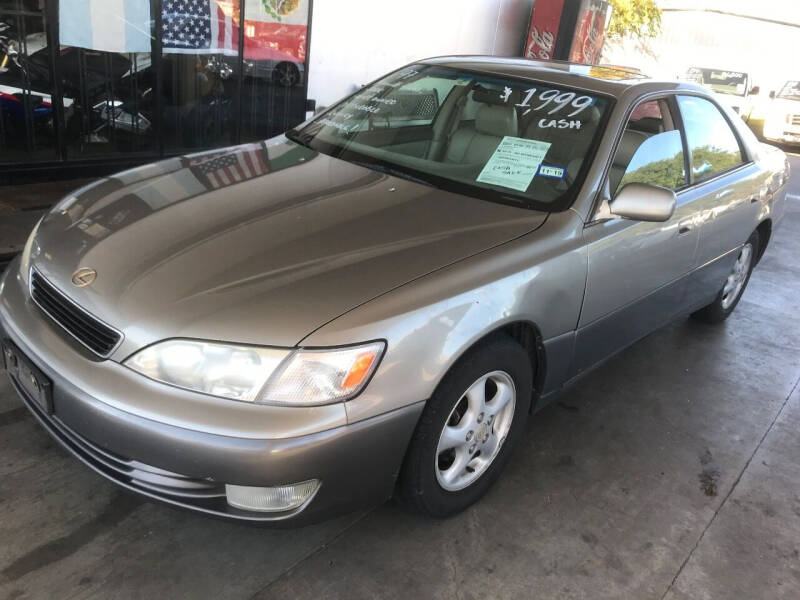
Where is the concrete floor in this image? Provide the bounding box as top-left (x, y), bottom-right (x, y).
top-left (1, 156), bottom-right (799, 600)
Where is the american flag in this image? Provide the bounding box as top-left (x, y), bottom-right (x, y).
top-left (188, 145), bottom-right (271, 190)
top-left (162, 0), bottom-right (237, 55)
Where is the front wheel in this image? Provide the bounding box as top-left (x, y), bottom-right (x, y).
top-left (398, 335), bottom-right (532, 517)
top-left (273, 62), bottom-right (300, 87)
top-left (691, 230), bottom-right (759, 324)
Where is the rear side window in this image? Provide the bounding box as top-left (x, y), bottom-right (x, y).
top-left (369, 77), bottom-right (446, 129)
top-left (628, 100), bottom-right (665, 134)
top-left (677, 96), bottom-right (744, 182)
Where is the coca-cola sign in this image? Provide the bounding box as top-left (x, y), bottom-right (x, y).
top-left (569, 0), bottom-right (612, 65)
top-left (524, 0), bottom-right (566, 61)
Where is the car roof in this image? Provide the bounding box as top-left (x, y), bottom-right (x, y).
top-left (419, 55), bottom-right (708, 99)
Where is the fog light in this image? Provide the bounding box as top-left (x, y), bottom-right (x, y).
top-left (225, 480), bottom-right (320, 513)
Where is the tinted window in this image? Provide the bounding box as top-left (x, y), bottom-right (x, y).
top-left (677, 96), bottom-right (744, 182)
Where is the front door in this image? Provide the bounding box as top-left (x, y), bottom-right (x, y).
top-left (572, 98), bottom-right (700, 376)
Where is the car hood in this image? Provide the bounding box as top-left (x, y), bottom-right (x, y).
top-left (29, 137), bottom-right (547, 354)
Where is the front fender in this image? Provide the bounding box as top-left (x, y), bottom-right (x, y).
top-left (301, 210), bottom-right (588, 425)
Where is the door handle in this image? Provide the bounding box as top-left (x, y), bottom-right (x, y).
top-left (678, 219), bottom-right (693, 235)
top-left (715, 189), bottom-right (734, 200)
top-left (749, 196), bottom-right (758, 204)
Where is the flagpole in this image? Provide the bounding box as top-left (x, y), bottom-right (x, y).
top-left (235, 0), bottom-right (246, 145)
top-left (303, 0), bottom-right (314, 121)
top-left (152, 0), bottom-right (164, 159)
top-left (46, 0), bottom-right (67, 161)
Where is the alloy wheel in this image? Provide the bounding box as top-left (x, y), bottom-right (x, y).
top-left (721, 242), bottom-right (753, 309)
top-left (435, 370), bottom-right (516, 492)
top-left (275, 63), bottom-right (298, 87)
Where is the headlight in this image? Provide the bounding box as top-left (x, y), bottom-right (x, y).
top-left (263, 341), bottom-right (385, 404)
top-left (124, 339), bottom-right (385, 406)
top-left (19, 216), bottom-right (43, 286)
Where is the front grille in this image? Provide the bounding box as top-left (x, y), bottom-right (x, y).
top-left (791, 114), bottom-right (800, 126)
top-left (30, 270), bottom-right (122, 357)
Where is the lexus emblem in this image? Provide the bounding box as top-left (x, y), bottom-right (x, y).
top-left (71, 267), bottom-right (97, 287)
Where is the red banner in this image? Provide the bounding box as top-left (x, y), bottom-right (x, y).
top-left (524, 0), bottom-right (566, 61)
top-left (569, 0), bottom-right (611, 65)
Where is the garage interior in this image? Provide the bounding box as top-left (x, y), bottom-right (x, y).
top-left (2, 1), bottom-right (800, 599)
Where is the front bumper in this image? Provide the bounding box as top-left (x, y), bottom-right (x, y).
top-left (0, 262), bottom-right (423, 524)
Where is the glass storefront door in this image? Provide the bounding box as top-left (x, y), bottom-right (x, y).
top-left (0, 0), bottom-right (310, 175)
top-left (0, 0), bottom-right (58, 163)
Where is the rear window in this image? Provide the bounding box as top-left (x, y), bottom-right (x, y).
top-left (288, 64), bottom-right (613, 211)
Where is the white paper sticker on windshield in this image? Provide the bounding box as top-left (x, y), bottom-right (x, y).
top-left (476, 137), bottom-right (551, 192)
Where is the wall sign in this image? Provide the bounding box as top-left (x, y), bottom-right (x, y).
top-left (569, 0), bottom-right (612, 65)
top-left (524, 0), bottom-right (566, 61)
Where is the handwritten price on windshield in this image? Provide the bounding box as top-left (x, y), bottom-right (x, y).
top-left (505, 87), bottom-right (594, 117)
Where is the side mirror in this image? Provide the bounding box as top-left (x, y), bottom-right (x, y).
top-left (749, 86), bottom-right (760, 96)
top-left (609, 183), bottom-right (676, 222)
top-left (769, 90), bottom-right (776, 99)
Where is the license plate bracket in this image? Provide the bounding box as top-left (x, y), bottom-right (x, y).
top-left (2, 339), bottom-right (53, 414)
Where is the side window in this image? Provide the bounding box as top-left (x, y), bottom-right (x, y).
top-left (617, 130), bottom-right (686, 193)
top-left (628, 100), bottom-right (665, 134)
top-left (367, 77), bottom-right (450, 129)
top-left (610, 99), bottom-right (686, 195)
top-left (677, 96), bottom-right (744, 182)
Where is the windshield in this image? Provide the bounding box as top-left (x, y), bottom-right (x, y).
top-left (688, 68), bottom-right (749, 97)
top-left (288, 64), bottom-right (612, 210)
top-left (778, 81), bottom-right (800, 100)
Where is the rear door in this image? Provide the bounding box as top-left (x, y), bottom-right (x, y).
top-left (675, 95), bottom-right (761, 309)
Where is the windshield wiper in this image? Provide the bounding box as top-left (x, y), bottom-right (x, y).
top-left (497, 194), bottom-right (536, 209)
top-left (346, 160), bottom-right (436, 188)
top-left (285, 128), bottom-right (314, 148)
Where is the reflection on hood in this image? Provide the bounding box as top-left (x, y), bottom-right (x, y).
top-left (64, 138), bottom-right (317, 242)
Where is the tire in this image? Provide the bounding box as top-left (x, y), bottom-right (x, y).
top-left (691, 230), bottom-right (759, 324)
top-left (398, 334), bottom-right (533, 517)
top-left (273, 62), bottom-right (300, 87)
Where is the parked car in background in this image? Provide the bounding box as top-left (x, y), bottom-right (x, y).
top-left (762, 81), bottom-right (800, 146)
top-left (0, 57), bottom-right (789, 524)
top-left (682, 67), bottom-right (755, 116)
top-left (210, 47), bottom-right (304, 87)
